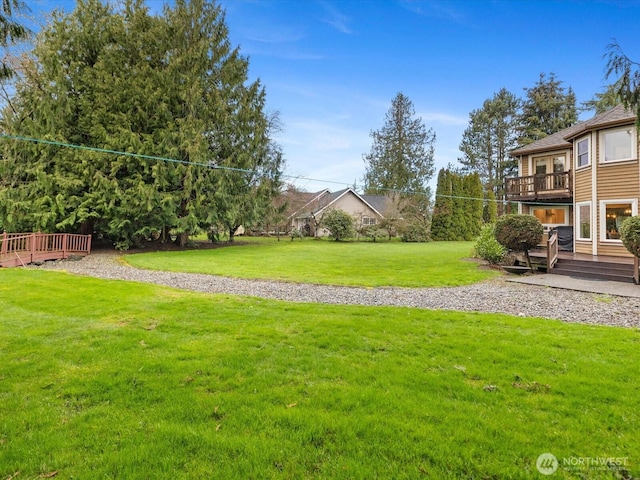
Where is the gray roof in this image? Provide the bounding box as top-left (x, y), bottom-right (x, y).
top-left (510, 104), bottom-right (636, 156)
top-left (510, 123), bottom-right (584, 156)
top-left (292, 188), bottom-right (389, 218)
top-left (360, 194), bottom-right (390, 214)
top-left (564, 104), bottom-right (635, 139)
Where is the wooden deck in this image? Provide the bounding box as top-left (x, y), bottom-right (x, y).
top-left (0, 232), bottom-right (92, 268)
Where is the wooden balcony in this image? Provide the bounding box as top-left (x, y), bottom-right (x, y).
top-left (505, 171), bottom-right (572, 201)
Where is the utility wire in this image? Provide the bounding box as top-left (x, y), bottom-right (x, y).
top-left (0, 132), bottom-right (571, 207)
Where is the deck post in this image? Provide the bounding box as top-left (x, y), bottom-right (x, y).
top-left (30, 232), bottom-right (36, 264)
top-left (62, 233), bottom-right (68, 259)
top-left (1, 231), bottom-right (6, 257)
top-left (634, 256), bottom-right (639, 285)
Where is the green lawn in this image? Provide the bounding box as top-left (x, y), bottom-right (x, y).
top-left (124, 239), bottom-right (498, 287)
top-left (1, 269), bottom-right (638, 479)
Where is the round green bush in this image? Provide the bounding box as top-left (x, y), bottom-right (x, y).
top-left (494, 214), bottom-right (543, 252)
top-left (322, 209), bottom-right (356, 241)
top-left (401, 223), bottom-right (430, 242)
top-left (474, 223), bottom-right (506, 265)
top-left (620, 215), bottom-right (640, 257)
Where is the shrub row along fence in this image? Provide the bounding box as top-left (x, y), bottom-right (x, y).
top-left (0, 232), bottom-right (92, 268)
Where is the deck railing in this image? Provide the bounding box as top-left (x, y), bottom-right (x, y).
top-left (505, 171), bottom-right (572, 200)
top-left (547, 229), bottom-right (559, 270)
top-left (0, 232), bottom-right (91, 268)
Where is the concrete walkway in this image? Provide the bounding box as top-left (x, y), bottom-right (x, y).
top-left (507, 274), bottom-right (640, 298)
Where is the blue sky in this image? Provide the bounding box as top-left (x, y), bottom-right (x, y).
top-left (35, 0), bottom-right (640, 193)
top-left (216, 0), bottom-right (640, 192)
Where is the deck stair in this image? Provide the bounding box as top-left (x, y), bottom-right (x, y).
top-left (551, 257), bottom-right (636, 284)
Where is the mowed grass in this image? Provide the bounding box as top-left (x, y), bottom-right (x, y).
top-left (124, 239), bottom-right (497, 287)
top-left (1, 269), bottom-right (638, 479)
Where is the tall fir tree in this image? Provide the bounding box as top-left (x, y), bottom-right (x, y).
top-left (458, 88), bottom-right (519, 204)
top-left (363, 92), bottom-right (435, 215)
top-left (0, 0), bottom-right (283, 248)
top-left (518, 72), bottom-right (577, 146)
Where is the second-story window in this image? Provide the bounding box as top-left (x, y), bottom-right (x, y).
top-left (600, 127), bottom-right (635, 163)
top-left (577, 137), bottom-right (589, 168)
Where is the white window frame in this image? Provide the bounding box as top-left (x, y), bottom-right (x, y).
top-left (575, 201), bottom-right (592, 241)
top-left (599, 126), bottom-right (637, 164)
top-left (361, 216), bottom-right (377, 226)
top-left (599, 198), bottom-right (638, 242)
top-left (576, 135), bottom-right (590, 169)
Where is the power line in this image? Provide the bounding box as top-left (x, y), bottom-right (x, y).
top-left (0, 132), bottom-right (571, 207)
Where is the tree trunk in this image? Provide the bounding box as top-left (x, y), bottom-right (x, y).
top-left (524, 249), bottom-right (534, 273)
top-left (229, 227), bottom-right (235, 243)
top-left (174, 231), bottom-right (189, 247)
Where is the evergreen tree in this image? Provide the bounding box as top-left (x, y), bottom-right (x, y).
top-left (430, 168), bottom-right (453, 241)
top-left (0, 0), bottom-right (282, 248)
top-left (458, 88), bottom-right (519, 204)
top-left (581, 84), bottom-right (621, 114)
top-left (605, 41), bottom-right (640, 128)
top-left (432, 168), bottom-right (483, 241)
top-left (518, 72), bottom-right (577, 146)
top-left (0, 0), bottom-right (30, 80)
top-left (363, 92), bottom-right (435, 203)
top-left (484, 189), bottom-right (498, 224)
top-left (463, 172), bottom-right (483, 240)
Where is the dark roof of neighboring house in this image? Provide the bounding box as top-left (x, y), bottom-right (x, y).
top-left (360, 194), bottom-right (389, 214)
top-left (510, 104), bottom-right (636, 156)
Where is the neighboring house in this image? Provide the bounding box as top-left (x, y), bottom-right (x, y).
top-left (507, 104), bottom-right (638, 258)
top-left (289, 187), bottom-right (389, 237)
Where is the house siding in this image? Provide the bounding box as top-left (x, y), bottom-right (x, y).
top-left (511, 106), bottom-right (640, 259)
top-left (596, 161), bottom-right (639, 199)
top-left (574, 166), bottom-right (592, 202)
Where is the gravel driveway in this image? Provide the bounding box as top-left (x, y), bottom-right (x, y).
top-left (29, 252), bottom-right (640, 328)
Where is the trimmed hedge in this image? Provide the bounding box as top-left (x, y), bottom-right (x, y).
top-left (620, 215), bottom-right (640, 257)
top-left (494, 214), bottom-right (543, 252)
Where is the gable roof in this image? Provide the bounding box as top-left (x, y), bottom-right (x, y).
top-left (563, 104), bottom-right (635, 140)
top-left (510, 105), bottom-right (636, 157)
top-left (510, 123), bottom-right (584, 156)
top-left (291, 188), bottom-right (387, 219)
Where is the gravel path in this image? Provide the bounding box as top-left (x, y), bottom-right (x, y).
top-left (30, 252), bottom-right (640, 328)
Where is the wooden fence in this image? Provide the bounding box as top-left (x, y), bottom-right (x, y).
top-left (0, 232), bottom-right (92, 268)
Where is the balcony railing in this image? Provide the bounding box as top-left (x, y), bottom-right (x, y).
top-left (505, 171), bottom-right (572, 200)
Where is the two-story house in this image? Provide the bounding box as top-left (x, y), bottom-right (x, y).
top-left (507, 104), bottom-right (638, 260)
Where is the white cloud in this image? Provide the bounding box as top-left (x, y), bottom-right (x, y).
top-left (318, 1), bottom-right (353, 34)
top-left (418, 111), bottom-right (469, 126)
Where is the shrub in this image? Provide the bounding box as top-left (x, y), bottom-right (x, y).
top-left (494, 214), bottom-right (543, 252)
top-left (474, 224), bottom-right (506, 265)
top-left (322, 209), bottom-right (356, 241)
top-left (494, 214), bottom-right (543, 271)
top-left (620, 215), bottom-right (640, 257)
top-left (359, 225), bottom-right (387, 242)
top-left (401, 223), bottom-right (430, 243)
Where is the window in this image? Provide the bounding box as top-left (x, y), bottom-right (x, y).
top-left (576, 202), bottom-right (591, 240)
top-left (362, 217), bottom-right (377, 226)
top-left (600, 127), bottom-right (636, 163)
top-left (531, 207), bottom-right (567, 228)
top-left (600, 199), bottom-right (637, 241)
top-left (577, 137), bottom-right (589, 168)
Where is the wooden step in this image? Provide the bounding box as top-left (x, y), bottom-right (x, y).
top-left (551, 258), bottom-right (635, 284)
